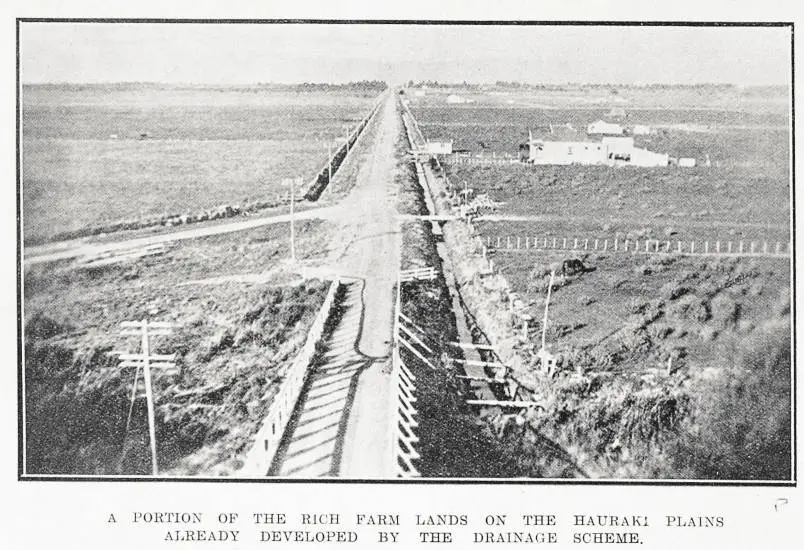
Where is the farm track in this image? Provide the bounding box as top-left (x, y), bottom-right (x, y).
top-left (23, 206), bottom-right (339, 265)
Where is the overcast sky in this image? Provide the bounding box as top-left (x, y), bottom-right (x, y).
top-left (19, 23), bottom-right (792, 86)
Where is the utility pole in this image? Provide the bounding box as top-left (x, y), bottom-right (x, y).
top-left (283, 178), bottom-right (297, 261)
top-left (541, 270), bottom-right (555, 351)
top-left (116, 320), bottom-right (176, 475)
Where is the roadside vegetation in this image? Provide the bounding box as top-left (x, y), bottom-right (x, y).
top-left (24, 220), bottom-right (331, 475)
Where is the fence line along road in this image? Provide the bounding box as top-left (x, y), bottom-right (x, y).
top-left (238, 277), bottom-right (341, 477)
top-left (484, 234), bottom-right (792, 259)
top-left (444, 154), bottom-right (522, 166)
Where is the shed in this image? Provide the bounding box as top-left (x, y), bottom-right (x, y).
top-left (679, 158), bottom-right (696, 167)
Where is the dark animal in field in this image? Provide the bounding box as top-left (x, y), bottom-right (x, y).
top-left (561, 258), bottom-right (587, 276)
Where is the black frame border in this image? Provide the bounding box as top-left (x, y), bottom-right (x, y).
top-left (15, 18), bottom-right (797, 487)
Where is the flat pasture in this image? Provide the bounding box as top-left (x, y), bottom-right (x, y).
top-left (22, 85), bottom-right (377, 243)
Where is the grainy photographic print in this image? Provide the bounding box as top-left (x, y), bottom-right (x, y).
top-left (19, 21), bottom-right (793, 482)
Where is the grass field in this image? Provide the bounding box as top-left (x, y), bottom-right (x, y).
top-left (23, 217), bottom-right (335, 475)
top-left (411, 86), bottom-right (792, 479)
top-left (413, 86), bottom-right (790, 244)
top-left (22, 84), bottom-right (378, 243)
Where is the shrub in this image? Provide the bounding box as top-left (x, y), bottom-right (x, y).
top-left (25, 313), bottom-right (71, 341)
top-left (668, 323), bottom-right (792, 480)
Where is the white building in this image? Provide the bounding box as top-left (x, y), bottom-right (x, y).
top-left (446, 94), bottom-right (468, 104)
top-left (528, 140), bottom-right (607, 165)
top-left (632, 125), bottom-right (651, 135)
top-left (587, 120), bottom-right (625, 136)
top-left (423, 141), bottom-right (453, 155)
top-left (679, 157), bottom-right (696, 167)
top-left (527, 132), bottom-right (668, 167)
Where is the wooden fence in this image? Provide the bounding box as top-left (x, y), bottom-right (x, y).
top-left (444, 154), bottom-right (522, 166)
top-left (239, 277), bottom-right (342, 476)
top-left (302, 93), bottom-right (386, 201)
top-left (483, 234), bottom-right (792, 259)
top-left (389, 276), bottom-right (422, 478)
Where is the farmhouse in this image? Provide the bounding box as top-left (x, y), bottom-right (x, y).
top-left (587, 120), bottom-right (625, 135)
top-left (525, 130), bottom-right (669, 167)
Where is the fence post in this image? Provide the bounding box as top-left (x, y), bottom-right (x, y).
top-left (705, 241), bottom-right (709, 254)
top-left (763, 241), bottom-right (768, 254)
top-left (517, 236), bottom-right (521, 249)
top-left (677, 241), bottom-right (682, 253)
top-left (624, 240), bottom-right (629, 252)
top-left (497, 236), bottom-right (501, 248)
top-left (574, 238), bottom-right (578, 249)
top-left (739, 241), bottom-right (744, 254)
top-left (562, 238), bottom-right (567, 249)
top-left (594, 239), bottom-right (599, 250)
top-left (728, 241), bottom-right (733, 253)
top-left (750, 241), bottom-right (756, 254)
top-left (584, 239), bottom-right (589, 250)
top-left (776, 242), bottom-right (781, 255)
top-left (665, 241), bottom-right (670, 252)
top-left (507, 236), bottom-right (511, 249)
top-left (716, 240), bottom-right (720, 253)
top-left (614, 239), bottom-right (618, 252)
top-left (553, 237), bottom-right (557, 248)
top-left (691, 241), bottom-right (695, 254)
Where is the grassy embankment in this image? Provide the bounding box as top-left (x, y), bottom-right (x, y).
top-left (24, 220), bottom-right (332, 476)
top-left (419, 166), bottom-right (791, 479)
top-left (397, 102), bottom-right (580, 477)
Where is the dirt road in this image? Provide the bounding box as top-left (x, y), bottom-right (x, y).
top-left (23, 205), bottom-right (340, 266)
top-left (270, 93), bottom-right (402, 478)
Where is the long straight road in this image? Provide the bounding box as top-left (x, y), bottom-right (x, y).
top-left (270, 92), bottom-right (402, 477)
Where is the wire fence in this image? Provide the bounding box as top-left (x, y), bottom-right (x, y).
top-left (482, 234), bottom-right (792, 259)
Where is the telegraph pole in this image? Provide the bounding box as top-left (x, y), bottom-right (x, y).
top-left (116, 320), bottom-right (176, 475)
top-left (289, 178), bottom-right (296, 261)
top-left (541, 270), bottom-right (555, 351)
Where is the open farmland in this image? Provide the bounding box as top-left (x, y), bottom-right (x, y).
top-left (23, 217), bottom-right (334, 476)
top-left (22, 84), bottom-right (379, 244)
top-left (408, 85), bottom-right (792, 479)
top-left (411, 85), bottom-right (790, 242)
